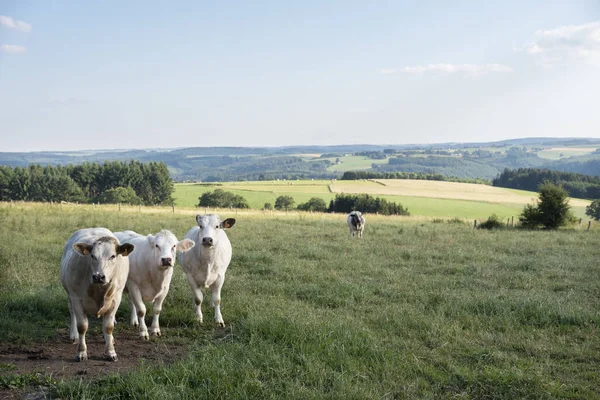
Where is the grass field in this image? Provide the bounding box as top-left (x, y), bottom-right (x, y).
top-left (174, 180), bottom-right (591, 221)
top-left (318, 156), bottom-right (389, 172)
top-left (0, 203), bottom-right (599, 399)
top-left (537, 147), bottom-right (599, 160)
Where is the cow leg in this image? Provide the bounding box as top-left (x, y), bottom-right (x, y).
top-left (210, 275), bottom-right (225, 327)
top-left (185, 274), bottom-right (203, 323)
top-left (128, 283), bottom-right (149, 340)
top-left (103, 309), bottom-right (118, 361)
top-left (67, 297), bottom-right (78, 343)
top-left (129, 295), bottom-right (138, 327)
top-left (149, 291), bottom-right (167, 337)
top-left (71, 300), bottom-right (88, 361)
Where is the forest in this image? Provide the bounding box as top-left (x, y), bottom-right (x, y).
top-left (492, 168), bottom-right (600, 199)
top-left (0, 161), bottom-right (174, 205)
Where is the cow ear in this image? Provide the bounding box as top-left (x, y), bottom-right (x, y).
top-left (73, 243), bottom-right (93, 256)
top-left (118, 243), bottom-right (135, 257)
top-left (196, 214), bottom-right (203, 226)
top-left (221, 218), bottom-right (236, 229)
top-left (177, 239), bottom-right (195, 252)
top-left (146, 234), bottom-right (155, 246)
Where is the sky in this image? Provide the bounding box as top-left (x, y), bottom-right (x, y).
top-left (0, 1), bottom-right (599, 152)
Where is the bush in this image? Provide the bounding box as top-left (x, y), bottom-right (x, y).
top-left (198, 189), bottom-right (249, 209)
top-left (478, 214), bottom-right (504, 230)
top-left (263, 202), bottom-right (273, 211)
top-left (327, 193), bottom-right (409, 216)
top-left (274, 195), bottom-right (295, 211)
top-left (585, 199), bottom-right (600, 221)
top-left (519, 182), bottom-right (571, 229)
top-left (96, 186), bottom-right (142, 205)
top-left (297, 197), bottom-right (327, 212)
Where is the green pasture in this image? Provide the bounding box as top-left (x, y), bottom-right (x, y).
top-left (319, 156), bottom-right (389, 172)
top-left (174, 181), bottom-right (590, 221)
top-left (537, 147), bottom-right (599, 160)
top-left (1, 203), bottom-right (599, 399)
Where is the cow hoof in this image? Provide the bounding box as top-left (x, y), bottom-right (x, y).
top-left (151, 331), bottom-right (161, 337)
top-left (215, 322), bottom-right (225, 328)
top-left (132, 322), bottom-right (139, 328)
top-left (76, 353), bottom-right (88, 362)
top-left (106, 354), bottom-right (118, 362)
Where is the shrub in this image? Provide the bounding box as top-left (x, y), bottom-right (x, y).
top-left (198, 189), bottom-right (249, 209)
top-left (519, 182), bottom-right (571, 229)
top-left (327, 193), bottom-right (409, 216)
top-left (297, 197), bottom-right (327, 212)
top-left (585, 199), bottom-right (600, 221)
top-left (263, 202), bottom-right (273, 211)
top-left (96, 186), bottom-right (142, 205)
top-left (274, 195), bottom-right (295, 211)
top-left (478, 214), bottom-right (504, 230)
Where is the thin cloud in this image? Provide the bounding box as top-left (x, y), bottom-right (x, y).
top-left (523, 21), bottom-right (600, 67)
top-left (0, 15), bottom-right (32, 32)
top-left (380, 63), bottom-right (513, 76)
top-left (1, 44), bottom-right (27, 54)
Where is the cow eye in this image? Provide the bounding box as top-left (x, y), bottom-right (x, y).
top-left (215, 225), bottom-right (219, 229)
top-left (90, 254), bottom-right (96, 260)
top-left (110, 255), bottom-right (116, 260)
top-left (155, 244), bottom-right (159, 248)
top-left (172, 245), bottom-right (176, 250)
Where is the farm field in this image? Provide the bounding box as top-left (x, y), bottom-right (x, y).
top-left (174, 180), bottom-right (592, 221)
top-left (537, 146), bottom-right (599, 160)
top-left (320, 155), bottom-right (389, 172)
top-left (0, 203), bottom-right (599, 399)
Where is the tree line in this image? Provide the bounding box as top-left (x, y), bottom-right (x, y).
top-left (0, 161), bottom-right (174, 205)
top-left (492, 168), bottom-right (600, 199)
top-left (197, 190), bottom-right (410, 216)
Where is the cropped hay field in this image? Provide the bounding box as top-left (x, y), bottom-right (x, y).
top-left (537, 147), bottom-right (599, 160)
top-left (175, 180), bottom-right (591, 221)
top-left (1, 203), bottom-right (599, 399)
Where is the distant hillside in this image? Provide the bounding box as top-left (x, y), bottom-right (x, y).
top-left (1, 137), bottom-right (599, 181)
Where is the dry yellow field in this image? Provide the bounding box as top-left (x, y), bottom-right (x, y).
top-left (330, 179), bottom-right (591, 207)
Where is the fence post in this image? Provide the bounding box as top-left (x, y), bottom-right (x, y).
top-left (138, 204), bottom-right (141, 212)
top-left (588, 221), bottom-right (592, 231)
top-left (473, 220), bottom-right (477, 229)
top-left (511, 216), bottom-right (514, 227)
top-left (507, 218), bottom-right (510, 227)
top-left (172, 202), bottom-right (175, 214)
top-left (579, 218), bottom-right (582, 229)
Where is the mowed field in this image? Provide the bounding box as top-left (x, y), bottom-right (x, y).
top-left (0, 203), bottom-right (599, 399)
top-left (174, 180), bottom-right (592, 221)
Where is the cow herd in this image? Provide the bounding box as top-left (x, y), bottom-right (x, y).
top-left (59, 211), bottom-right (364, 362)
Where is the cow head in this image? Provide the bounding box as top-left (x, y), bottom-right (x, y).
top-left (147, 230), bottom-right (195, 269)
top-left (196, 214), bottom-right (236, 248)
top-left (73, 237), bottom-right (134, 285)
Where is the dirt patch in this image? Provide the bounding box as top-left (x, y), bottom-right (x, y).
top-left (0, 328), bottom-right (189, 399)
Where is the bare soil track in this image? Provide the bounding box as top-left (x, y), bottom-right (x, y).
top-left (0, 329), bottom-right (189, 399)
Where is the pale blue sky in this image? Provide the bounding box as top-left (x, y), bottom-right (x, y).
top-left (1, 1), bottom-right (599, 152)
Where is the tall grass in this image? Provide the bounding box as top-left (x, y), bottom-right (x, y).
top-left (1, 203), bottom-right (599, 399)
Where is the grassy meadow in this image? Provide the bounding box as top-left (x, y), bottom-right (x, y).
top-left (174, 180), bottom-right (592, 221)
top-left (1, 202), bottom-right (599, 398)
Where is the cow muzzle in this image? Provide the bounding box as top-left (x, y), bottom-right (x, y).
top-left (202, 237), bottom-right (214, 247)
top-left (92, 273), bottom-right (107, 284)
top-left (161, 257), bottom-right (173, 267)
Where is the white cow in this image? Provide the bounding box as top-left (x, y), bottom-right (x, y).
top-left (179, 214), bottom-right (235, 327)
top-left (347, 211), bottom-right (365, 238)
top-left (60, 228), bottom-right (134, 362)
top-left (114, 230), bottom-right (195, 339)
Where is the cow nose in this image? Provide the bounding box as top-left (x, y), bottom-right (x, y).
top-left (92, 273), bottom-right (106, 284)
top-left (202, 237), bottom-right (213, 246)
top-left (161, 257), bottom-right (172, 266)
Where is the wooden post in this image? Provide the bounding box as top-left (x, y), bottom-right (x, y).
top-left (511, 216), bottom-right (514, 227)
top-left (507, 218), bottom-right (510, 227)
top-left (138, 204), bottom-right (141, 212)
top-left (172, 202), bottom-right (175, 214)
top-left (588, 221), bottom-right (592, 231)
top-left (118, 203), bottom-right (121, 211)
top-left (473, 220), bottom-right (477, 229)
top-left (579, 218), bottom-right (582, 229)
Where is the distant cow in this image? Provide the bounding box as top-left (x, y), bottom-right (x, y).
top-left (60, 228), bottom-right (134, 361)
top-left (114, 230), bottom-right (195, 339)
top-left (347, 211), bottom-right (365, 238)
top-left (179, 214), bottom-right (236, 327)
